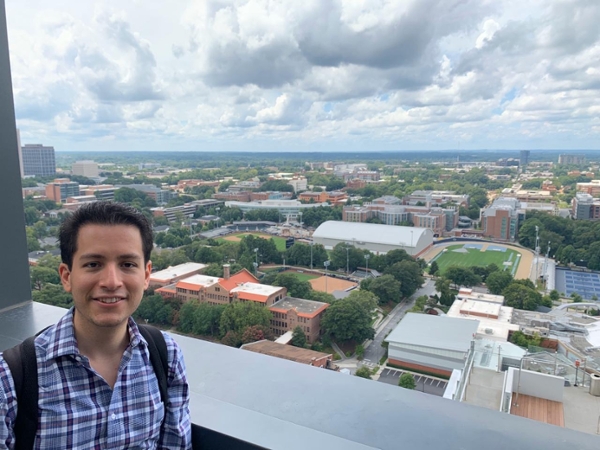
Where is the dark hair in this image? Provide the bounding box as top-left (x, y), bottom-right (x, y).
top-left (59, 202), bottom-right (153, 269)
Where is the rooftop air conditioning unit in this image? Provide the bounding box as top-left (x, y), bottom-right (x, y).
top-left (484, 328), bottom-right (494, 335)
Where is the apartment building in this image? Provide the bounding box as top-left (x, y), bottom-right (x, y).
top-left (213, 191), bottom-right (252, 202)
top-left (558, 154), bottom-right (586, 165)
top-left (269, 296), bottom-right (329, 344)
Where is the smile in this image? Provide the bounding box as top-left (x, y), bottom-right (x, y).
top-left (96, 297), bottom-right (124, 304)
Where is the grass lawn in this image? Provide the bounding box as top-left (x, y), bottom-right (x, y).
top-left (281, 270), bottom-right (319, 282)
top-left (433, 244), bottom-right (520, 275)
top-left (216, 233), bottom-right (287, 252)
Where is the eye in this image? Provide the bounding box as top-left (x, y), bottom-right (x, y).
top-left (84, 262), bottom-right (100, 269)
top-left (122, 262), bottom-right (138, 269)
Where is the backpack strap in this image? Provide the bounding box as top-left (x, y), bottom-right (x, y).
top-left (2, 335), bottom-right (40, 450)
top-left (138, 324), bottom-right (169, 417)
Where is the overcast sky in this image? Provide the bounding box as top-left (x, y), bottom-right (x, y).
top-left (6, 0), bottom-right (600, 152)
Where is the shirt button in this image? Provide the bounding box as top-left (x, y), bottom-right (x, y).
top-left (111, 413), bottom-right (117, 420)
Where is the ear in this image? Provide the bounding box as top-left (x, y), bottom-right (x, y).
top-left (144, 260), bottom-right (152, 290)
top-left (59, 263), bottom-right (72, 293)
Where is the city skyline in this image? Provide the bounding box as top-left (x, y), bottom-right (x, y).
top-left (6, 0), bottom-right (600, 152)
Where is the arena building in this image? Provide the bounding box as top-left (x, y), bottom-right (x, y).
top-left (311, 221), bottom-right (434, 256)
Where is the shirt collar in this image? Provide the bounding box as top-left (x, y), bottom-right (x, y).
top-left (41, 308), bottom-right (145, 361)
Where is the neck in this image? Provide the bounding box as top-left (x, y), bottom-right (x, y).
top-left (73, 314), bottom-right (130, 358)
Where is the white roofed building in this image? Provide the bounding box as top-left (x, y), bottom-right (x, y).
top-left (312, 221), bottom-right (433, 256)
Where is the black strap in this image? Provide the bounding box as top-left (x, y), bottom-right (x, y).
top-left (2, 325), bottom-right (169, 450)
top-left (138, 324), bottom-right (169, 417)
top-left (2, 336), bottom-right (39, 450)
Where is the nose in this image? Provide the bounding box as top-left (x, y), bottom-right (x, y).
top-left (100, 263), bottom-right (123, 290)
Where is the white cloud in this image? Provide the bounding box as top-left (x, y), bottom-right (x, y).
top-left (4, 0), bottom-right (600, 151)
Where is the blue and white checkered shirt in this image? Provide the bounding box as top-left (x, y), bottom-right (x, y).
top-left (0, 308), bottom-right (192, 449)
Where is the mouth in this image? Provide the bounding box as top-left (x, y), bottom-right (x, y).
top-left (94, 297), bottom-right (125, 304)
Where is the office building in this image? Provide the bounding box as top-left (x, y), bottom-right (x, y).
top-left (481, 197), bottom-right (523, 241)
top-left (72, 160), bottom-right (99, 178)
top-left (269, 297), bottom-right (329, 344)
top-left (20, 144), bottom-right (56, 177)
top-left (558, 154), bottom-right (586, 165)
top-left (45, 178), bottom-right (80, 202)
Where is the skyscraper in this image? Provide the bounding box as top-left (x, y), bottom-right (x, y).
top-left (20, 143), bottom-right (56, 177)
top-left (519, 150), bottom-right (530, 168)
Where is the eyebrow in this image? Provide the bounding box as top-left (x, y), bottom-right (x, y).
top-left (78, 253), bottom-right (143, 261)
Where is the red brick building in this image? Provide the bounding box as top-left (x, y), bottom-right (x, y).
top-left (269, 297), bottom-right (329, 344)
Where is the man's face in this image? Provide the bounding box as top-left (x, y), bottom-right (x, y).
top-left (59, 224), bottom-right (151, 333)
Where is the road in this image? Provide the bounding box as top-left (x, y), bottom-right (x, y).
top-left (360, 278), bottom-right (436, 369)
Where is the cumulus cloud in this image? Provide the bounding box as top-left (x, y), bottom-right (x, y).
top-left (5, 0), bottom-right (600, 150)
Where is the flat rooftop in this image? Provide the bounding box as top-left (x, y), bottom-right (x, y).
top-left (457, 289), bottom-right (505, 305)
top-left (385, 313), bottom-right (479, 353)
top-left (177, 274), bottom-right (221, 288)
top-left (270, 296), bottom-right (329, 316)
top-left (231, 282), bottom-right (283, 296)
top-left (459, 300), bottom-right (502, 318)
top-left (241, 340), bottom-right (332, 365)
top-left (150, 262), bottom-right (207, 281)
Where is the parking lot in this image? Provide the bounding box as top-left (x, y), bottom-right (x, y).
top-left (378, 367), bottom-right (448, 397)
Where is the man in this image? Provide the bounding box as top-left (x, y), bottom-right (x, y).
top-left (0, 202), bottom-right (192, 448)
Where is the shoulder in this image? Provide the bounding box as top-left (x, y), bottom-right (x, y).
top-left (0, 354), bottom-right (17, 409)
top-left (160, 331), bottom-right (186, 369)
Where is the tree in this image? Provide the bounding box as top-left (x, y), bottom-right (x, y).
top-left (362, 274), bottom-right (402, 304)
top-left (241, 325), bottom-right (266, 344)
top-left (485, 270), bottom-right (514, 295)
top-left (221, 330), bottom-right (241, 347)
top-left (30, 266), bottom-right (60, 291)
top-left (355, 367), bottom-right (372, 379)
top-left (502, 283), bottom-right (542, 311)
top-left (429, 261), bottom-right (439, 276)
top-left (272, 273), bottom-right (312, 298)
top-left (291, 326), bottom-right (307, 348)
top-left (384, 260), bottom-right (424, 298)
top-left (321, 292), bottom-right (376, 343)
top-left (220, 302), bottom-right (273, 337)
top-left (444, 266), bottom-right (481, 289)
top-left (399, 373), bottom-right (416, 390)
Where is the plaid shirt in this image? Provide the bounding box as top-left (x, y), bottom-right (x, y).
top-left (0, 308), bottom-right (191, 449)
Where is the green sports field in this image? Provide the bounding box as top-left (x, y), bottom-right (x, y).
top-left (431, 244), bottom-right (521, 276)
top-left (216, 233), bottom-right (287, 252)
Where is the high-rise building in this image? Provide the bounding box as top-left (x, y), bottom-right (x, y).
top-left (558, 154), bottom-right (586, 165)
top-left (520, 150), bottom-right (530, 168)
top-left (72, 160), bottom-right (99, 178)
top-left (20, 144), bottom-right (56, 177)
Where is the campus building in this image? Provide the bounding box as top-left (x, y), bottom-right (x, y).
top-left (157, 267), bottom-right (287, 307)
top-left (269, 296), bottom-right (329, 344)
top-left (241, 340), bottom-right (334, 369)
top-left (45, 178), bottom-right (80, 202)
top-left (480, 197), bottom-right (523, 241)
top-left (312, 221), bottom-right (434, 256)
top-left (149, 262), bottom-right (208, 288)
top-left (385, 313), bottom-right (479, 377)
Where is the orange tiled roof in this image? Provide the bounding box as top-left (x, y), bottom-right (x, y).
top-left (220, 269), bottom-right (257, 291)
top-left (236, 292), bottom-right (268, 302)
top-left (176, 281), bottom-right (203, 291)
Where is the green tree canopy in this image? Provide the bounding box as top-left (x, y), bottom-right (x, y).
top-left (362, 274), bottom-right (402, 305)
top-left (399, 373), bottom-right (416, 389)
top-left (321, 292), bottom-right (376, 343)
top-left (486, 270), bottom-right (514, 295)
top-left (220, 301), bottom-right (273, 337)
top-left (355, 367), bottom-right (372, 379)
top-left (291, 326), bottom-right (307, 348)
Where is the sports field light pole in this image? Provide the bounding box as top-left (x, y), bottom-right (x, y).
top-left (324, 260), bottom-right (331, 294)
top-left (310, 241), bottom-right (314, 270)
top-left (345, 244), bottom-right (350, 274)
top-left (364, 254), bottom-right (370, 278)
top-left (253, 247), bottom-right (259, 270)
